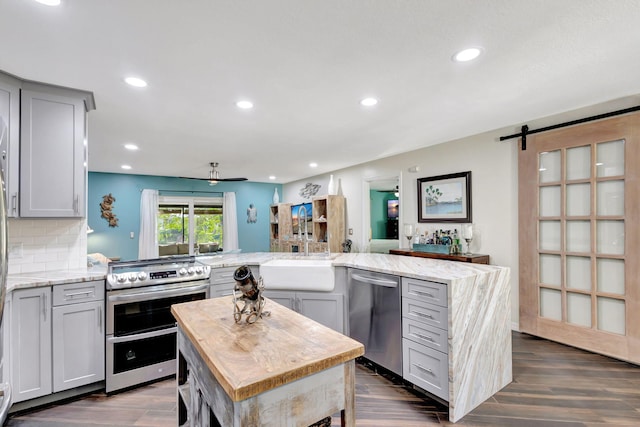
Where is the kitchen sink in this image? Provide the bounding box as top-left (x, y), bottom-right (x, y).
top-left (260, 259), bottom-right (335, 291)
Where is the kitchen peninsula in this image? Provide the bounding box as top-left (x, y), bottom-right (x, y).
top-left (5, 252), bottom-right (510, 423)
top-left (200, 252), bottom-right (512, 423)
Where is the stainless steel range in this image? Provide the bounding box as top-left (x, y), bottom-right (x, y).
top-left (105, 256), bottom-right (211, 393)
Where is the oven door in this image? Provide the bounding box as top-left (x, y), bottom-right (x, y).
top-left (107, 281), bottom-right (210, 336)
top-left (106, 280), bottom-right (209, 393)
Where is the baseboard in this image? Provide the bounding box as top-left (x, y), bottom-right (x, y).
top-left (9, 381), bottom-right (104, 415)
top-left (511, 321), bottom-right (520, 331)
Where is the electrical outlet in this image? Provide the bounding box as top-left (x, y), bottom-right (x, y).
top-left (348, 228), bottom-right (353, 235)
top-left (9, 242), bottom-right (23, 258)
top-left (130, 231), bottom-right (135, 239)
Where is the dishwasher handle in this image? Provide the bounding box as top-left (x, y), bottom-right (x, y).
top-left (350, 273), bottom-right (398, 288)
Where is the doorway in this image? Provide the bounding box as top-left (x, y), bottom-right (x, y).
top-left (363, 176), bottom-right (400, 253)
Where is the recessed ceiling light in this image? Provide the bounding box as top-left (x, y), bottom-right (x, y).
top-left (269, 176), bottom-right (276, 180)
top-left (121, 165), bottom-right (132, 170)
top-left (309, 162), bottom-right (318, 168)
top-left (360, 97), bottom-right (378, 107)
top-left (236, 100), bottom-right (254, 110)
top-left (452, 47), bottom-right (483, 62)
top-left (124, 77), bottom-right (148, 88)
top-left (35, 0), bottom-right (61, 6)
top-left (124, 143), bottom-right (139, 151)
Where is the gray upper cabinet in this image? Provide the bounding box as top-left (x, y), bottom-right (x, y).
top-left (0, 69), bottom-right (95, 218)
top-left (0, 73), bottom-right (20, 217)
top-left (20, 88), bottom-right (87, 217)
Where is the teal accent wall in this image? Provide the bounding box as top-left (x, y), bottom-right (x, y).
top-left (88, 172), bottom-right (282, 261)
top-left (370, 190), bottom-right (397, 239)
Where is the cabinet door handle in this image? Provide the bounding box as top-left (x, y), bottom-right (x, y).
top-left (413, 310), bottom-right (434, 319)
top-left (412, 289), bottom-right (435, 298)
top-left (98, 305), bottom-right (102, 333)
top-left (414, 363), bottom-right (434, 375)
top-left (42, 292), bottom-right (48, 320)
top-left (74, 195), bottom-right (79, 213)
top-left (413, 332), bottom-right (435, 342)
top-left (11, 193), bottom-right (17, 214)
top-left (65, 290), bottom-right (93, 299)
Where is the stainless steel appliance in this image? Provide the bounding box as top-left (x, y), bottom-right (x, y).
top-left (0, 117), bottom-right (11, 423)
top-left (106, 256), bottom-right (210, 393)
top-left (348, 268), bottom-right (402, 376)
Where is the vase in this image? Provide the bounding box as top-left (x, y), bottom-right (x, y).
top-left (328, 175), bottom-right (336, 195)
top-left (273, 187), bottom-right (280, 204)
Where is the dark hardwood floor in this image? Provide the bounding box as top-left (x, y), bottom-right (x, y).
top-left (6, 332), bottom-right (640, 426)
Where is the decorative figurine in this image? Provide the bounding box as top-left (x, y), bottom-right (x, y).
top-left (232, 265), bottom-right (269, 324)
top-left (100, 193), bottom-right (119, 227)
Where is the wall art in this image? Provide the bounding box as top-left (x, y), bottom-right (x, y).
top-left (417, 171), bottom-right (472, 223)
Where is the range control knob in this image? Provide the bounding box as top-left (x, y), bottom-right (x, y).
top-left (178, 268), bottom-right (188, 276)
top-left (137, 272), bottom-right (148, 281)
top-left (187, 267), bottom-right (195, 275)
top-left (117, 274), bottom-right (127, 283)
top-left (195, 266), bottom-right (203, 275)
top-left (128, 273), bottom-right (138, 282)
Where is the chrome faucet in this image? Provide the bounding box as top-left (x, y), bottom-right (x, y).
top-left (299, 205), bottom-right (309, 256)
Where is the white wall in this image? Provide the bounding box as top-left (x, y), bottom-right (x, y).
top-left (283, 128), bottom-right (520, 327)
top-left (283, 94), bottom-right (640, 330)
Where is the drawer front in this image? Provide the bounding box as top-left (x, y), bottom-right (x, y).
top-left (210, 265), bottom-right (259, 286)
top-left (211, 286), bottom-right (235, 298)
top-left (403, 338), bottom-right (449, 401)
top-left (402, 298), bottom-right (448, 330)
top-left (402, 277), bottom-right (447, 307)
top-left (403, 318), bottom-right (448, 354)
top-left (53, 280), bottom-right (104, 306)
top-left (210, 267), bottom-right (236, 285)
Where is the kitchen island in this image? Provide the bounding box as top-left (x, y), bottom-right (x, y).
top-left (171, 295), bottom-right (364, 426)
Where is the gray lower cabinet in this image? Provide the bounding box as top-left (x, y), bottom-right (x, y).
top-left (263, 290), bottom-right (344, 334)
top-left (11, 281), bottom-right (105, 403)
top-left (52, 281), bottom-right (105, 392)
top-left (401, 277), bottom-right (449, 401)
top-left (11, 287), bottom-right (52, 402)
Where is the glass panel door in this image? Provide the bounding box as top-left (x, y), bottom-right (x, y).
top-left (536, 141), bottom-right (626, 333)
top-left (519, 112), bottom-right (640, 364)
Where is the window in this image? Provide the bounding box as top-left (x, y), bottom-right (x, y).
top-left (157, 196), bottom-right (223, 255)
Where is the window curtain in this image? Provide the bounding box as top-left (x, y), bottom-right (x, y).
top-left (223, 192), bottom-right (239, 251)
top-left (138, 189), bottom-right (159, 259)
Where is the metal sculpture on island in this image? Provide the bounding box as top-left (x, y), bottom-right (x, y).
top-left (232, 265), bottom-right (270, 324)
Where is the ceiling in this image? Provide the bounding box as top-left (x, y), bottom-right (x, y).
top-left (1, 1), bottom-right (639, 184)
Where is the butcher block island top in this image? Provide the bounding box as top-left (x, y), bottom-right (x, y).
top-left (171, 295), bottom-right (364, 426)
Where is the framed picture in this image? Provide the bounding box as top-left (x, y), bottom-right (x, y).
top-left (417, 171), bottom-right (472, 223)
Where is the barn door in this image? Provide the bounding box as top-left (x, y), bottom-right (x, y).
top-left (519, 112), bottom-right (640, 363)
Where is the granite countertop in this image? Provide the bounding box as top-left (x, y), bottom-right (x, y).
top-left (199, 252), bottom-right (503, 284)
top-left (7, 266), bottom-right (108, 293)
top-left (6, 252), bottom-right (504, 293)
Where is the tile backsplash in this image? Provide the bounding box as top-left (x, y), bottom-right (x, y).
top-left (7, 218), bottom-right (87, 275)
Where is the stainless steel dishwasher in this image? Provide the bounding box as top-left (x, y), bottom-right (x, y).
top-left (348, 268), bottom-right (402, 376)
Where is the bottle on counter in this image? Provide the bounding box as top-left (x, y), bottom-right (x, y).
top-left (452, 229), bottom-right (460, 254)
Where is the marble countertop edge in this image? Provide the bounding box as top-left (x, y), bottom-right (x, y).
top-left (6, 252), bottom-right (505, 292)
